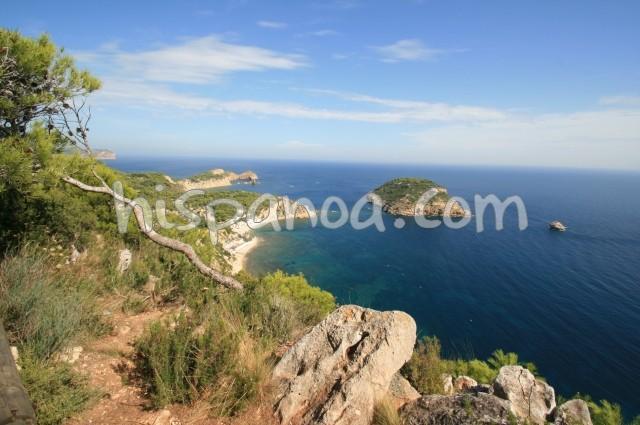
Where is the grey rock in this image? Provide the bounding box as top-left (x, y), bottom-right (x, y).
top-left (554, 399), bottom-right (593, 425)
top-left (492, 366), bottom-right (556, 425)
top-left (389, 372), bottom-right (421, 407)
top-left (401, 393), bottom-right (518, 425)
top-left (117, 248), bottom-right (132, 273)
top-left (57, 346), bottom-right (83, 364)
top-left (272, 305), bottom-right (416, 425)
top-left (442, 374), bottom-right (454, 395)
top-left (454, 376), bottom-right (478, 393)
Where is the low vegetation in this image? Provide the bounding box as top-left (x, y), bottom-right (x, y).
top-left (402, 336), bottom-right (639, 425)
top-left (372, 397), bottom-right (404, 425)
top-left (373, 177), bottom-right (450, 205)
top-left (0, 248), bottom-right (107, 424)
top-left (18, 352), bottom-right (99, 425)
top-left (186, 169), bottom-right (231, 182)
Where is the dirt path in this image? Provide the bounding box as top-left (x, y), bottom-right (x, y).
top-left (65, 307), bottom-right (278, 425)
top-left (66, 308), bottom-right (181, 425)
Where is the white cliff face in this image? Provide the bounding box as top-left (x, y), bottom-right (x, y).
top-left (272, 305), bottom-right (417, 425)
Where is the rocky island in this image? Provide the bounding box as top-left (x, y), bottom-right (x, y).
top-left (371, 177), bottom-right (467, 217)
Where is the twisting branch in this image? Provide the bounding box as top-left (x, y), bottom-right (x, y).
top-left (62, 173), bottom-right (244, 290)
top-left (1, 42), bottom-right (243, 290)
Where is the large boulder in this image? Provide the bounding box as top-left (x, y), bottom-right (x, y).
top-left (492, 366), bottom-right (555, 425)
top-left (553, 400), bottom-right (593, 425)
top-left (272, 305), bottom-right (416, 425)
top-left (401, 393), bottom-right (517, 425)
top-left (388, 372), bottom-right (421, 407)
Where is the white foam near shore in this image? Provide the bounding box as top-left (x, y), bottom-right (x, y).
top-left (229, 236), bottom-right (262, 274)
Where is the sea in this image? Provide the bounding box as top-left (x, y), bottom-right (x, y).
top-left (110, 157), bottom-right (640, 416)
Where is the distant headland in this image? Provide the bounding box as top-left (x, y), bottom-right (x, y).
top-left (177, 168), bottom-right (258, 190)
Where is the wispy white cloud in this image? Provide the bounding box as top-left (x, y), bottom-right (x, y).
top-left (300, 88), bottom-right (506, 121)
top-left (257, 20), bottom-right (288, 29)
top-left (331, 53), bottom-right (351, 60)
top-left (372, 39), bottom-right (443, 62)
top-left (309, 29), bottom-right (340, 37)
top-left (599, 95), bottom-right (640, 106)
top-left (80, 36), bottom-right (307, 84)
top-left (94, 80), bottom-right (507, 124)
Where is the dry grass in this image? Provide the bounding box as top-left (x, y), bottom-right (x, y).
top-left (372, 397), bottom-right (404, 425)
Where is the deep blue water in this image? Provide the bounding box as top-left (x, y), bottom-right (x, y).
top-left (110, 157), bottom-right (640, 416)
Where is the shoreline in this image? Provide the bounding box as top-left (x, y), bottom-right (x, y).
top-left (229, 236), bottom-right (262, 274)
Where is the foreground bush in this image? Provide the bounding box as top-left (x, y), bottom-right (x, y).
top-left (402, 336), bottom-right (446, 394)
top-left (0, 248), bottom-right (106, 360)
top-left (19, 351), bottom-right (97, 425)
top-left (134, 310), bottom-right (266, 416)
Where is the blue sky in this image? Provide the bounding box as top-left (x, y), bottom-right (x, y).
top-left (3, 0), bottom-right (640, 169)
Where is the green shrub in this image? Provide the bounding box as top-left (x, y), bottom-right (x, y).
top-left (134, 312), bottom-right (250, 413)
top-left (402, 336), bottom-right (445, 394)
top-left (487, 349), bottom-right (540, 377)
top-left (0, 248), bottom-right (107, 360)
top-left (402, 336), bottom-right (542, 394)
top-left (232, 270), bottom-right (336, 344)
top-left (260, 270), bottom-right (335, 325)
top-left (19, 351), bottom-right (98, 425)
top-left (443, 358), bottom-right (497, 384)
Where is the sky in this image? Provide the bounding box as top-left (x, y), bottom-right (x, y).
top-left (2, 0), bottom-right (640, 169)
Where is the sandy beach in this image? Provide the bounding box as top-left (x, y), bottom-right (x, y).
top-left (229, 236), bottom-right (262, 274)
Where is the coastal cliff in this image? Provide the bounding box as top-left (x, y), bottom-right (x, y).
top-left (371, 178), bottom-right (467, 217)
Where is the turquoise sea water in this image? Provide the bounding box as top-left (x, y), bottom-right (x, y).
top-left (111, 157), bottom-right (640, 416)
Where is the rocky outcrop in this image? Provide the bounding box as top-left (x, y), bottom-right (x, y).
top-left (454, 376), bottom-right (478, 392)
top-left (388, 372), bottom-right (421, 407)
top-left (553, 400), bottom-right (593, 425)
top-left (492, 366), bottom-right (556, 425)
top-left (376, 193), bottom-right (467, 217)
top-left (272, 305), bottom-right (416, 425)
top-left (254, 197), bottom-right (318, 224)
top-left (549, 220), bottom-right (567, 231)
top-left (401, 393), bottom-right (517, 425)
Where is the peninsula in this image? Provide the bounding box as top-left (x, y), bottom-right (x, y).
top-left (177, 168), bottom-right (258, 190)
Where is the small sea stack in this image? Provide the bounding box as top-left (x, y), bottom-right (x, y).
top-left (549, 220), bottom-right (567, 231)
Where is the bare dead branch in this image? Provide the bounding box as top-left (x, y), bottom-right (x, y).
top-left (62, 174), bottom-right (244, 291)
